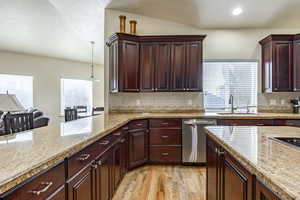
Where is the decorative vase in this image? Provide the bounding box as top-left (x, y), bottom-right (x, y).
top-left (119, 15), bottom-right (126, 33)
top-left (129, 20), bottom-right (137, 35)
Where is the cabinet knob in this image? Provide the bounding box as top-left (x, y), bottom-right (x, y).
top-left (294, 88), bottom-right (297, 91)
top-left (274, 88), bottom-right (278, 90)
top-left (92, 163), bottom-right (98, 169)
top-left (97, 160), bottom-right (102, 166)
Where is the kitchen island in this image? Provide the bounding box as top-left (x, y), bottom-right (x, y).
top-left (1, 112), bottom-right (300, 199)
top-left (204, 126), bottom-right (300, 200)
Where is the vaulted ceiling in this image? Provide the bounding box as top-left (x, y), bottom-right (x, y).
top-left (0, 0), bottom-right (105, 64)
top-left (0, 0), bottom-right (300, 64)
top-left (107, 0), bottom-right (300, 29)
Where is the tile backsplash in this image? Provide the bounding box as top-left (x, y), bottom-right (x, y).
top-left (109, 92), bottom-right (300, 113)
top-left (109, 92), bottom-right (204, 112)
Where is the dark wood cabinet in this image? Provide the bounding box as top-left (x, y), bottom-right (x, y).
top-left (185, 41), bottom-right (203, 91)
top-left (128, 129), bottom-right (149, 169)
top-left (107, 33), bottom-right (205, 93)
top-left (140, 43), bottom-right (155, 92)
top-left (112, 141), bottom-right (122, 192)
top-left (155, 43), bottom-right (172, 91)
top-left (217, 119), bottom-right (274, 126)
top-left (171, 42), bottom-right (186, 91)
top-left (293, 35), bottom-right (300, 91)
top-left (206, 136), bottom-right (253, 200)
top-left (94, 151), bottom-right (112, 200)
top-left (67, 165), bottom-right (95, 200)
top-left (256, 179), bottom-right (280, 200)
top-left (273, 119), bottom-right (300, 127)
top-left (260, 35), bottom-right (294, 92)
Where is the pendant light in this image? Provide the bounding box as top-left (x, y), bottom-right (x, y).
top-left (90, 41), bottom-right (100, 82)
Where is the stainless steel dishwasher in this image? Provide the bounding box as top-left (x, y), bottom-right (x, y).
top-left (182, 119), bottom-right (217, 164)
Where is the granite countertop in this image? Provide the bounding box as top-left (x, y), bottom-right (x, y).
top-left (1, 112), bottom-right (300, 194)
top-left (204, 126), bottom-right (300, 200)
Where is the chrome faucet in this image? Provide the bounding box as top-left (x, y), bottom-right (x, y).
top-left (229, 94), bottom-right (234, 113)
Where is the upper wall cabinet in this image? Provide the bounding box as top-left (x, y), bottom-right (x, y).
top-left (259, 34), bottom-right (294, 92)
top-left (107, 33), bottom-right (206, 93)
top-left (294, 34), bottom-right (300, 91)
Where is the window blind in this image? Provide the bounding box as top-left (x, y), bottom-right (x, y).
top-left (203, 61), bottom-right (257, 111)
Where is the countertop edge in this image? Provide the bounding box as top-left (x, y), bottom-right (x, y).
top-left (204, 128), bottom-right (297, 200)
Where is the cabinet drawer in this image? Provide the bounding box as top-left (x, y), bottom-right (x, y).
top-left (68, 135), bottom-right (112, 178)
top-left (150, 119), bottom-right (181, 128)
top-left (150, 129), bottom-right (181, 145)
top-left (218, 119), bottom-right (274, 126)
top-left (274, 119), bottom-right (300, 127)
top-left (129, 120), bottom-right (148, 130)
top-left (149, 146), bottom-right (181, 163)
top-left (2, 162), bottom-right (65, 200)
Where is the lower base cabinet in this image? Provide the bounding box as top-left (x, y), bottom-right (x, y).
top-left (206, 135), bottom-right (253, 200)
top-left (256, 179), bottom-right (280, 200)
top-left (47, 185), bottom-right (65, 200)
top-left (67, 165), bottom-right (95, 200)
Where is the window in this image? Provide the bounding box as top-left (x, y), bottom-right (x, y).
top-left (0, 74), bottom-right (33, 108)
top-left (203, 61), bottom-right (257, 112)
top-left (60, 78), bottom-right (93, 115)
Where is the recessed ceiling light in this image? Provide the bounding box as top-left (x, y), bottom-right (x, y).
top-left (232, 7), bottom-right (243, 16)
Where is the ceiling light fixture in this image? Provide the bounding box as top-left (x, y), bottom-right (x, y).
top-left (232, 7), bottom-right (243, 16)
top-left (90, 41), bottom-right (100, 82)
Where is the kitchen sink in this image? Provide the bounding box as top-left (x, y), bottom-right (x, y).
top-left (270, 137), bottom-right (300, 149)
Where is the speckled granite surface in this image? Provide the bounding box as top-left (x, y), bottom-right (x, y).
top-left (1, 112), bottom-right (300, 195)
top-left (204, 126), bottom-right (300, 200)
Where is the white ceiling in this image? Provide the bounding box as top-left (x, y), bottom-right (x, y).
top-left (1, 0), bottom-right (300, 64)
top-left (107, 0), bottom-right (300, 29)
top-left (0, 0), bottom-right (105, 64)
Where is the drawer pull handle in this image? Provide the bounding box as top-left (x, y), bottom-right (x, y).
top-left (136, 123), bottom-right (143, 126)
top-left (257, 123), bottom-right (264, 126)
top-left (161, 153), bottom-right (169, 156)
top-left (232, 124), bottom-right (238, 126)
top-left (123, 127), bottom-right (129, 130)
top-left (99, 140), bottom-right (110, 145)
top-left (161, 122), bottom-right (169, 125)
top-left (120, 138), bottom-right (126, 143)
top-left (114, 132), bottom-right (122, 136)
top-left (287, 122), bottom-right (294, 126)
top-left (161, 135), bottom-right (169, 138)
top-left (30, 182), bottom-right (53, 195)
top-left (77, 154), bottom-right (90, 161)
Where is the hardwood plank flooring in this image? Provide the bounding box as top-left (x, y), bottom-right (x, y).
top-left (113, 165), bottom-right (206, 200)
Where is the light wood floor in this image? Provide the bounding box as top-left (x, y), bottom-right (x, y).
top-left (113, 165), bottom-right (206, 200)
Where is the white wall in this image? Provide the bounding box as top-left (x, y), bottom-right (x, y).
top-left (0, 51), bottom-right (104, 117)
top-left (105, 9), bottom-right (300, 112)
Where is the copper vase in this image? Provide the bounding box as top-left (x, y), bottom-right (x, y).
top-left (129, 20), bottom-right (137, 35)
top-left (119, 15), bottom-right (126, 33)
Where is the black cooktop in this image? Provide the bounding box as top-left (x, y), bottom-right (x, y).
top-left (271, 137), bottom-right (300, 149)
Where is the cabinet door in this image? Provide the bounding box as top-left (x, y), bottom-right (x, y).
top-left (120, 40), bottom-right (140, 92)
top-left (262, 42), bottom-right (273, 92)
top-left (120, 135), bottom-right (129, 178)
top-left (171, 42), bottom-right (186, 91)
top-left (155, 43), bottom-right (171, 91)
top-left (256, 180), bottom-right (280, 200)
top-left (222, 154), bottom-right (253, 200)
top-left (112, 142), bottom-right (122, 192)
top-left (67, 166), bottom-right (95, 200)
top-left (206, 136), bottom-right (220, 200)
top-left (129, 130), bottom-right (149, 169)
top-left (109, 41), bottom-right (119, 93)
top-left (186, 41), bottom-right (203, 91)
top-left (140, 43), bottom-right (155, 92)
top-left (95, 151), bottom-right (112, 200)
top-left (294, 39), bottom-right (300, 91)
top-left (273, 41), bottom-right (293, 92)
